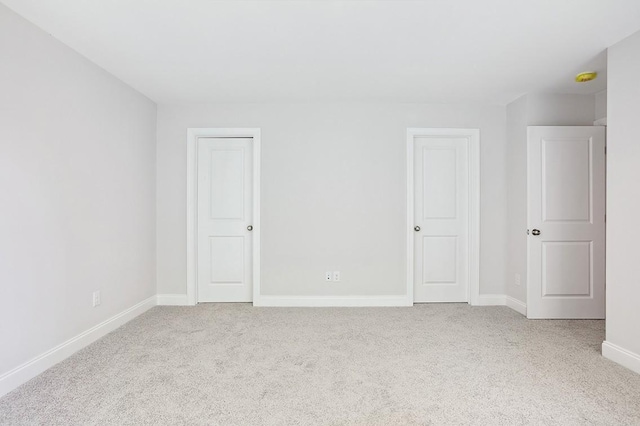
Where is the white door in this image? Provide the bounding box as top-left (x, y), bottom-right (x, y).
top-left (197, 137), bottom-right (254, 302)
top-left (413, 136), bottom-right (469, 302)
top-left (527, 126), bottom-right (605, 319)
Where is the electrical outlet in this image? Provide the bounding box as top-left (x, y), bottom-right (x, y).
top-left (333, 271), bottom-right (340, 282)
top-left (92, 290), bottom-right (101, 307)
top-left (325, 271), bottom-right (332, 281)
top-left (515, 273), bottom-right (521, 287)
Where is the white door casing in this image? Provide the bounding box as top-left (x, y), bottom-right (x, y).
top-left (187, 128), bottom-right (261, 305)
top-left (527, 126), bottom-right (605, 319)
top-left (407, 128), bottom-right (480, 304)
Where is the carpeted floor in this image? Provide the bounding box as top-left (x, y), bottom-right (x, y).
top-left (1, 304), bottom-right (639, 425)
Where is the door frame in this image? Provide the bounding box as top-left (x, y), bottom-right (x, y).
top-left (406, 128), bottom-right (480, 305)
top-left (186, 128), bottom-right (261, 305)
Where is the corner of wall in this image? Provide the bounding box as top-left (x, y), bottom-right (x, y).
top-left (0, 297), bottom-right (157, 399)
top-left (602, 341), bottom-right (640, 375)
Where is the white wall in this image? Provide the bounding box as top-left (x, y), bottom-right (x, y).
top-left (595, 90), bottom-right (608, 121)
top-left (526, 94), bottom-right (595, 126)
top-left (0, 4), bottom-right (157, 380)
top-left (157, 103), bottom-right (507, 299)
top-left (506, 95), bottom-right (528, 303)
top-left (505, 94), bottom-right (595, 304)
top-left (605, 30), bottom-right (640, 368)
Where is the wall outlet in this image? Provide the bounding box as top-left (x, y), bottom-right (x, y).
top-left (92, 290), bottom-right (101, 307)
top-left (333, 271), bottom-right (340, 282)
top-left (325, 271), bottom-right (332, 281)
top-left (515, 273), bottom-right (521, 287)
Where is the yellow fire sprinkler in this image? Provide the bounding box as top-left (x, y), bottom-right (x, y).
top-left (575, 72), bottom-right (598, 83)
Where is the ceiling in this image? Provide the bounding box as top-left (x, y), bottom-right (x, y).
top-left (4, 0), bottom-right (640, 105)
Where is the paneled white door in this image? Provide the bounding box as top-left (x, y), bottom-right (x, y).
top-left (413, 136), bottom-right (469, 302)
top-left (197, 137), bottom-right (253, 302)
top-left (527, 126), bottom-right (605, 319)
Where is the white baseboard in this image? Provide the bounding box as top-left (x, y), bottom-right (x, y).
top-left (0, 295), bottom-right (156, 399)
top-left (506, 296), bottom-right (527, 316)
top-left (156, 294), bottom-right (191, 306)
top-left (602, 341), bottom-right (640, 375)
top-left (474, 294), bottom-right (507, 306)
top-left (254, 295), bottom-right (412, 307)
top-left (473, 294), bottom-right (526, 316)
top-left (254, 293), bottom-right (527, 311)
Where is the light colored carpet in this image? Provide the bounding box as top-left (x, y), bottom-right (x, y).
top-left (1, 304), bottom-right (639, 425)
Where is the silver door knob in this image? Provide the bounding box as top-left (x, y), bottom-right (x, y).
top-left (414, 226), bottom-right (421, 232)
top-left (247, 225), bottom-right (253, 231)
top-left (532, 229), bottom-right (541, 236)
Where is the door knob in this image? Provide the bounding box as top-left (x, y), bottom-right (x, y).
top-left (414, 226), bottom-right (421, 232)
top-left (247, 225), bottom-right (253, 231)
top-left (531, 229), bottom-right (541, 236)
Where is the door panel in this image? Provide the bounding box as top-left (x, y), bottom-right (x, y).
top-left (197, 137), bottom-right (253, 302)
top-left (209, 236), bottom-right (245, 283)
top-left (414, 136), bottom-right (469, 302)
top-left (542, 138), bottom-right (591, 222)
top-left (542, 241), bottom-right (592, 297)
top-left (208, 149), bottom-right (245, 220)
top-left (422, 148), bottom-right (457, 219)
top-left (422, 236), bottom-right (457, 283)
top-left (527, 126), bottom-right (605, 319)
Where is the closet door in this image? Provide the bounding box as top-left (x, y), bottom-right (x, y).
top-left (413, 135), bottom-right (469, 302)
top-left (197, 137), bottom-right (254, 302)
top-left (527, 126), bottom-right (605, 319)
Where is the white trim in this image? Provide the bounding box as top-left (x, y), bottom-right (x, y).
top-left (256, 294), bottom-right (525, 310)
top-left (602, 341), bottom-right (640, 375)
top-left (156, 294), bottom-right (190, 306)
top-left (474, 294), bottom-right (527, 316)
top-left (187, 128), bottom-right (261, 306)
top-left (406, 128), bottom-right (481, 305)
top-left (594, 117), bottom-right (607, 126)
top-left (505, 296), bottom-right (527, 316)
top-left (474, 294), bottom-right (507, 306)
top-left (254, 295), bottom-right (412, 307)
top-left (468, 294), bottom-right (528, 316)
top-left (0, 296), bottom-right (156, 398)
